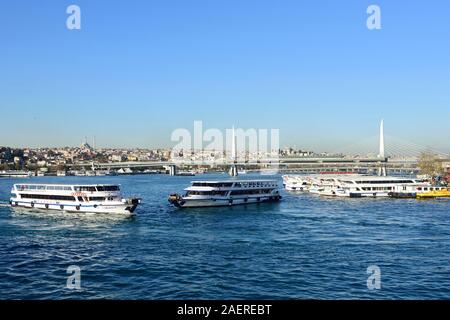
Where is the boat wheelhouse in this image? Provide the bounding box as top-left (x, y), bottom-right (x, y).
top-left (168, 180), bottom-right (281, 208)
top-left (10, 183), bottom-right (140, 215)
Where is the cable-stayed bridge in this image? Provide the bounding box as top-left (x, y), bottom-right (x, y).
top-left (330, 134), bottom-right (449, 160)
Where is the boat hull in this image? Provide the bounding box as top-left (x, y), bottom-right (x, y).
top-left (388, 192), bottom-right (417, 199)
top-left (9, 199), bottom-right (138, 215)
top-left (285, 185), bottom-right (308, 192)
top-left (417, 190), bottom-right (450, 199)
top-left (169, 196), bottom-right (281, 208)
top-left (348, 192), bottom-right (390, 198)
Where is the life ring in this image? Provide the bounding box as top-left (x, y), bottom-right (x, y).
top-left (60, 205), bottom-right (64, 210)
top-left (31, 202), bottom-right (35, 208)
top-left (45, 204), bottom-right (49, 209)
top-left (76, 205), bottom-right (81, 211)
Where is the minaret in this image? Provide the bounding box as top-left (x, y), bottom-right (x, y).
top-left (229, 126), bottom-right (238, 177)
top-left (378, 119), bottom-right (387, 176)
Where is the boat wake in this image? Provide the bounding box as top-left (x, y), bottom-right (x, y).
top-left (0, 201), bottom-right (10, 207)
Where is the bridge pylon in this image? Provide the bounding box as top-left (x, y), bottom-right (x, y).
top-left (377, 119), bottom-right (387, 176)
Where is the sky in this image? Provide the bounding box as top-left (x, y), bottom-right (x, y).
top-left (1, 0), bottom-right (449, 153)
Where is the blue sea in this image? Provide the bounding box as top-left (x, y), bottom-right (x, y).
top-left (1, 174), bottom-right (449, 300)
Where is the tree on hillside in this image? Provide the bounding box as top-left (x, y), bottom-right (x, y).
top-left (418, 152), bottom-right (444, 178)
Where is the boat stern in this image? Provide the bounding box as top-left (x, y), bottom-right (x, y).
top-left (168, 193), bottom-right (185, 208)
top-left (123, 198), bottom-right (141, 213)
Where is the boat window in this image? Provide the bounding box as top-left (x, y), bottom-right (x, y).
top-left (354, 180), bottom-right (414, 184)
top-left (89, 197), bottom-right (106, 201)
top-left (187, 191), bottom-right (228, 196)
top-left (230, 189), bottom-right (273, 195)
top-left (74, 186), bottom-right (97, 192)
top-left (96, 186), bottom-right (120, 191)
top-left (45, 186), bottom-right (72, 191)
top-left (192, 182), bottom-right (233, 188)
top-left (20, 194), bottom-right (76, 201)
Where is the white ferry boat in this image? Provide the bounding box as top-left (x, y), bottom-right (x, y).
top-left (282, 175), bottom-right (310, 191)
top-left (56, 171), bottom-right (67, 177)
top-left (0, 170), bottom-right (33, 178)
top-left (326, 176), bottom-right (431, 198)
top-left (117, 168), bottom-right (133, 175)
top-left (283, 174), bottom-right (361, 192)
top-left (389, 185), bottom-right (448, 199)
top-left (168, 180), bottom-right (281, 208)
top-left (10, 184), bottom-right (140, 215)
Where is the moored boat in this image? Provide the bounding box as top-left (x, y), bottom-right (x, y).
top-left (176, 171), bottom-right (196, 176)
top-left (284, 174), bottom-right (434, 199)
top-left (0, 170), bottom-right (33, 178)
top-left (282, 175), bottom-right (310, 191)
top-left (416, 188), bottom-right (450, 199)
top-left (324, 176), bottom-right (430, 198)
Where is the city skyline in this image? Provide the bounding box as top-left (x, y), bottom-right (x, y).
top-left (1, 1), bottom-right (449, 152)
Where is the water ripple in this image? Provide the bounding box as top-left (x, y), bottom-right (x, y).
top-left (1, 174), bottom-right (450, 299)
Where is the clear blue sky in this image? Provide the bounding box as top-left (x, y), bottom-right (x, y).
top-left (1, 0), bottom-right (449, 152)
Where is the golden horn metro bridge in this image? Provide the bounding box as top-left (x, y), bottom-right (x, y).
top-left (70, 121), bottom-right (450, 175)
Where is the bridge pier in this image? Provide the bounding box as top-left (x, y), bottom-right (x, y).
top-left (377, 159), bottom-right (388, 177)
top-left (168, 165), bottom-right (177, 176)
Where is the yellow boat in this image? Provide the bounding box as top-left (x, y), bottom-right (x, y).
top-left (417, 188), bottom-right (450, 199)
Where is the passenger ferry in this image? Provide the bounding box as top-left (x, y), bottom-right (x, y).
top-left (416, 187), bottom-right (450, 199)
top-left (0, 170), bottom-right (33, 178)
top-left (282, 175), bottom-right (310, 192)
top-left (168, 180), bottom-right (281, 208)
top-left (283, 174), bottom-right (361, 193)
top-left (327, 176), bottom-right (430, 198)
top-left (10, 184), bottom-right (140, 215)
